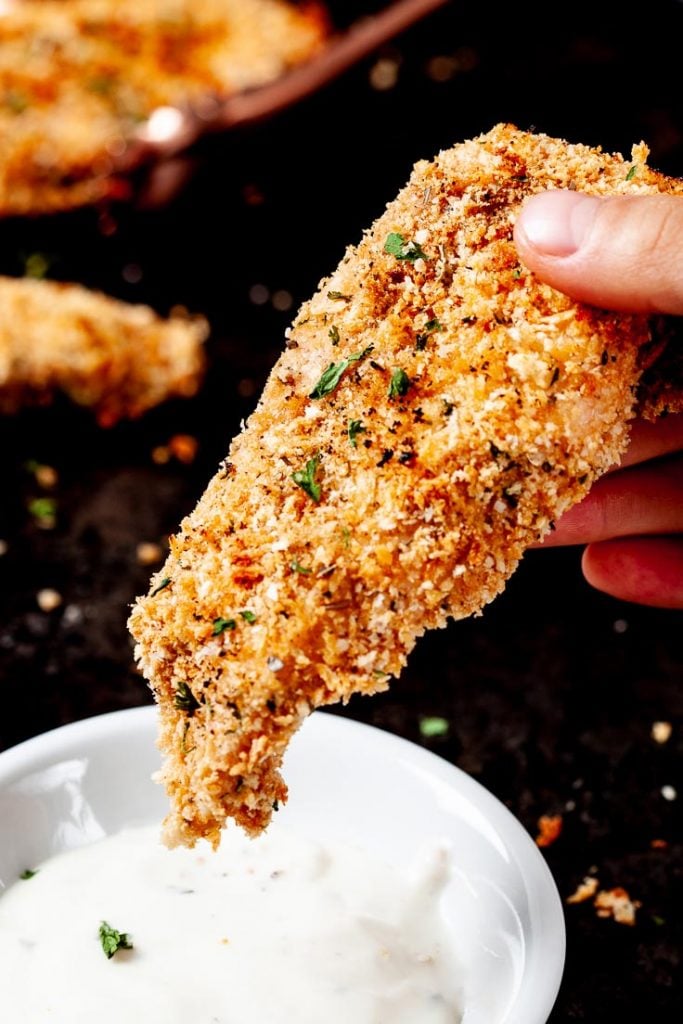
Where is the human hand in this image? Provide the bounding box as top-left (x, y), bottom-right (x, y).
top-left (514, 190), bottom-right (683, 608)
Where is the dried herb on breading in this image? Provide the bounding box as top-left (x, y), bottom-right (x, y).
top-left (174, 681), bottom-right (200, 715)
top-left (309, 346), bottom-right (373, 399)
top-left (388, 368), bottom-right (411, 398)
top-left (348, 419), bottom-right (366, 446)
top-left (213, 617), bottom-right (236, 635)
top-left (150, 576), bottom-right (171, 596)
top-left (384, 232), bottom-right (427, 262)
top-left (291, 454), bottom-right (322, 502)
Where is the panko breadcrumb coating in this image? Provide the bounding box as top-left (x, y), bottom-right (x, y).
top-left (0, 0), bottom-right (326, 216)
top-left (0, 276), bottom-right (207, 424)
top-left (129, 124), bottom-right (683, 849)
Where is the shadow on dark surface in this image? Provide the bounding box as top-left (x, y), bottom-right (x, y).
top-left (0, 2), bottom-right (682, 1020)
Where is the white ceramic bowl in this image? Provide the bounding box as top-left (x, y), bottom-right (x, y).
top-left (0, 707), bottom-right (564, 1022)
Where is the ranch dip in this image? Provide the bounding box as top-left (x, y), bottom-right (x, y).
top-left (0, 822), bottom-right (462, 1022)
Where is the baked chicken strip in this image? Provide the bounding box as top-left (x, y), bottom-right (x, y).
top-left (129, 124), bottom-right (683, 848)
top-left (0, 276), bottom-right (207, 424)
top-left (0, 0), bottom-right (326, 216)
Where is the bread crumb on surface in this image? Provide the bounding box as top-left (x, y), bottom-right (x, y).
top-left (36, 588), bottom-right (63, 613)
top-left (651, 721), bottom-right (672, 744)
top-left (594, 887), bottom-right (641, 926)
top-left (535, 814), bottom-right (563, 848)
top-left (566, 876), bottom-right (600, 904)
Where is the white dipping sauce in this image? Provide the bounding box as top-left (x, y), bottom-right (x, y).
top-left (0, 823), bottom-right (462, 1023)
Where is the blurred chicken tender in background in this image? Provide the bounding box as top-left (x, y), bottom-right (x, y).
top-left (0, 276), bottom-right (207, 424)
top-left (0, 0), bottom-right (327, 215)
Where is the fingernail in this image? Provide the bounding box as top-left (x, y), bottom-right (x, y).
top-left (518, 190), bottom-right (601, 257)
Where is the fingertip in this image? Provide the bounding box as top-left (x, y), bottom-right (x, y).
top-left (582, 538), bottom-right (683, 608)
top-left (514, 191), bottom-right (683, 315)
top-left (514, 190), bottom-right (601, 260)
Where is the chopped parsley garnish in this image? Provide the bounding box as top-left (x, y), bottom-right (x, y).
top-left (415, 318), bottom-right (443, 350)
top-left (87, 76), bottom-right (115, 96)
top-left (240, 609), bottom-right (257, 623)
top-left (388, 368), bottom-right (411, 399)
top-left (290, 559), bottom-right (313, 575)
top-left (513, 268), bottom-right (523, 280)
top-left (625, 164), bottom-right (638, 181)
top-left (5, 91), bottom-right (28, 115)
top-left (419, 716), bottom-right (449, 739)
top-left (99, 921), bottom-right (133, 960)
top-left (150, 576), bottom-right (171, 596)
top-left (328, 325), bottom-right (340, 345)
top-left (27, 496), bottom-right (56, 521)
top-left (327, 291), bottom-right (350, 300)
top-left (309, 346), bottom-right (372, 399)
top-left (384, 232), bottom-right (428, 262)
top-left (23, 252), bottom-right (51, 280)
top-left (19, 869), bottom-right (38, 880)
top-left (348, 418), bottom-right (366, 447)
top-left (341, 526), bottom-right (351, 548)
top-left (292, 454), bottom-right (322, 502)
top-left (174, 681), bottom-right (200, 715)
top-left (213, 617), bottom-right (236, 635)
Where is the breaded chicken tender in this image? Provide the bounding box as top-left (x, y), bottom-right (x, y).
top-left (129, 124), bottom-right (683, 848)
top-left (0, 0), bottom-right (326, 216)
top-left (0, 276), bottom-right (207, 424)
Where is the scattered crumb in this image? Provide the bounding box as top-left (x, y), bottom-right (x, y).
top-left (566, 876), bottom-right (599, 904)
top-left (369, 56), bottom-right (400, 91)
top-left (151, 445), bottom-right (171, 465)
top-left (242, 184), bottom-right (265, 207)
top-left (122, 263), bottom-right (143, 284)
top-left (535, 814), bottom-right (563, 847)
top-left (249, 283), bottom-right (270, 305)
top-left (36, 588), bottom-right (62, 612)
top-left (594, 887), bottom-right (641, 926)
top-left (0, 539), bottom-right (7, 556)
top-left (26, 461), bottom-right (59, 488)
top-left (153, 435), bottom-right (199, 465)
top-left (136, 542), bottom-right (163, 566)
top-left (651, 721), bottom-right (672, 744)
top-left (168, 434), bottom-right (198, 464)
top-left (272, 289), bottom-right (293, 312)
top-left (36, 465), bottom-right (58, 488)
top-left (425, 47), bottom-right (478, 82)
top-left (238, 378), bottom-right (258, 398)
top-left (613, 618), bottom-right (628, 634)
top-left (661, 785), bottom-right (677, 802)
top-left (650, 838), bottom-right (668, 849)
top-left (62, 604), bottom-right (83, 626)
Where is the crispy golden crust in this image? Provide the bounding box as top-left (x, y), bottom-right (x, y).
top-left (0, 276), bottom-right (207, 424)
top-left (129, 124), bottom-right (683, 848)
top-left (0, 0), bottom-right (326, 216)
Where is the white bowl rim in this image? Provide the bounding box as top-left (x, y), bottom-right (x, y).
top-left (0, 705), bottom-right (566, 1023)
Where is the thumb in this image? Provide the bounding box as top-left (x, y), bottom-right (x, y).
top-left (514, 190), bottom-right (683, 315)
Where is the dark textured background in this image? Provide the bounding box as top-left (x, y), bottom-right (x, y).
top-left (0, 1), bottom-right (681, 1019)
